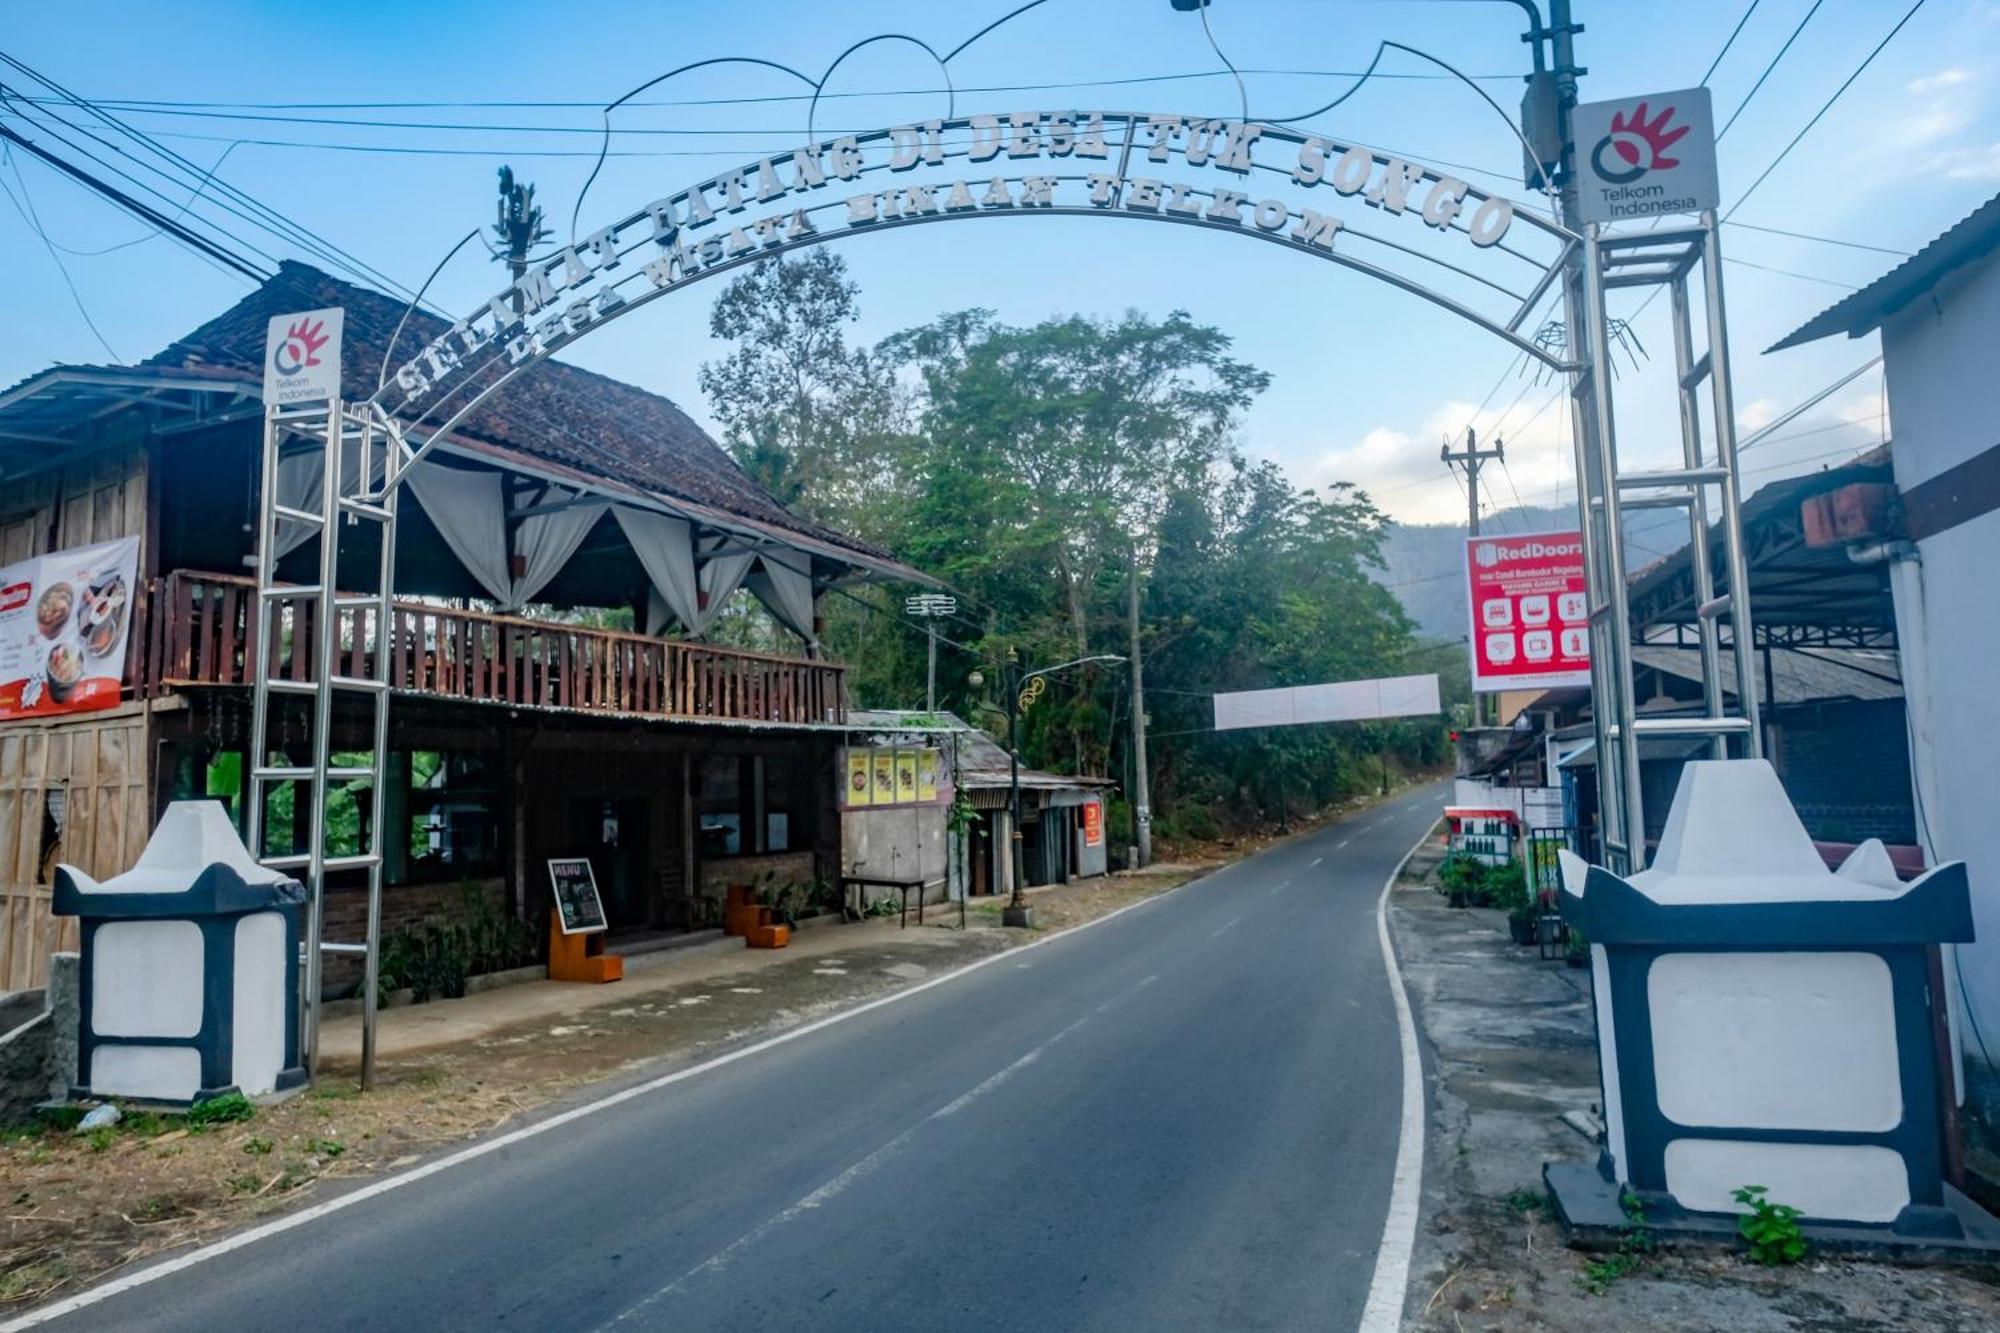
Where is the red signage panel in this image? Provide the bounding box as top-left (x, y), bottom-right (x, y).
top-left (1464, 530), bottom-right (1591, 693)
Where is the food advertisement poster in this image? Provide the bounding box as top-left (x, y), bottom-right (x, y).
top-left (843, 747), bottom-right (950, 808)
top-left (916, 749), bottom-right (939, 802)
top-left (846, 753), bottom-right (872, 807)
top-left (871, 751), bottom-right (897, 806)
top-left (0, 537), bottom-right (140, 722)
top-left (895, 752), bottom-right (918, 802)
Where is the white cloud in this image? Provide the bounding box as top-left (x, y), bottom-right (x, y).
top-left (1738, 398), bottom-right (1776, 433)
top-left (1909, 68), bottom-right (1973, 96)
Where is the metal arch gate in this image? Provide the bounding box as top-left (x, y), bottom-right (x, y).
top-left (256, 107), bottom-right (1759, 1084)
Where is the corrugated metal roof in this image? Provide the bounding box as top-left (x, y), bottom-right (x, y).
top-left (845, 708), bottom-right (1115, 791)
top-left (1769, 191), bottom-right (2000, 352)
top-left (1631, 643), bottom-right (1902, 704)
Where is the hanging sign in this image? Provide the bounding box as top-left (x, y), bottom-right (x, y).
top-left (263, 306), bottom-right (344, 405)
top-left (1570, 89), bottom-right (1718, 226)
top-left (1465, 530), bottom-right (1591, 693)
top-left (0, 536), bottom-right (139, 722)
top-left (547, 857), bottom-right (608, 935)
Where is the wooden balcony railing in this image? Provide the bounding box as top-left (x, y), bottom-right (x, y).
top-left (138, 570), bottom-right (845, 726)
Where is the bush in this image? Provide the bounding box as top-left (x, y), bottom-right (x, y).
top-left (1486, 859), bottom-right (1531, 918)
top-left (1438, 853), bottom-right (1488, 905)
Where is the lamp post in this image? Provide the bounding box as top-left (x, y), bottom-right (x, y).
top-left (1000, 649), bottom-right (1127, 928)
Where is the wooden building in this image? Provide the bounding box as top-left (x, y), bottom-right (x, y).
top-left (0, 262), bottom-right (927, 993)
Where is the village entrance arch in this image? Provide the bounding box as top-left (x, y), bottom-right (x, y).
top-left (259, 105), bottom-right (1759, 1081)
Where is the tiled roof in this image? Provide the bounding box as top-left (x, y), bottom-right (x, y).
top-left (143, 261), bottom-right (898, 567)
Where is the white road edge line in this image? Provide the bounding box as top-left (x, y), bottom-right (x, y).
top-left (1356, 820), bottom-right (1437, 1333)
top-left (3, 871), bottom-right (1205, 1330)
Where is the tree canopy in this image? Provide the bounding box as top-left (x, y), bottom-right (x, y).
top-left (700, 253), bottom-right (1452, 843)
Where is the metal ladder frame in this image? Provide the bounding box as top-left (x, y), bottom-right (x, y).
top-left (1568, 209), bottom-right (1761, 873)
top-left (248, 394), bottom-right (402, 1086)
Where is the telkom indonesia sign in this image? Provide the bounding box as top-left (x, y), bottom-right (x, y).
top-left (1570, 88), bottom-right (1718, 227)
top-left (1465, 531), bottom-right (1590, 693)
top-left (263, 307), bottom-right (344, 405)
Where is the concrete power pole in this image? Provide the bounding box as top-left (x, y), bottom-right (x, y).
top-left (1128, 561), bottom-right (1152, 868)
top-left (1444, 426), bottom-right (1506, 726)
top-left (905, 593), bottom-right (957, 712)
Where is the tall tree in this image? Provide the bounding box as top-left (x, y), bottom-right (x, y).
top-left (699, 252), bottom-right (902, 527)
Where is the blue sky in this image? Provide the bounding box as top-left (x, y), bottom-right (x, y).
top-left (4, 0), bottom-right (1997, 527)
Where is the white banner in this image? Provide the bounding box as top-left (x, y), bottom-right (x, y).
top-left (1213, 672), bottom-right (1441, 731)
top-left (0, 536), bottom-right (141, 721)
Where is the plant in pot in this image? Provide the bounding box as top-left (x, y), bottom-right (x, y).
top-left (1488, 860), bottom-right (1535, 944)
top-left (1439, 853), bottom-right (1487, 908)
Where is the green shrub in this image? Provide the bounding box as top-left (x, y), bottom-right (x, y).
top-left (1733, 1185), bottom-right (1807, 1265)
top-left (187, 1092), bottom-right (255, 1130)
top-left (1486, 859), bottom-right (1531, 917)
top-left (1438, 853), bottom-right (1489, 903)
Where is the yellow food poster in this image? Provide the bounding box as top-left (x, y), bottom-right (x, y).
top-left (871, 750), bottom-right (897, 805)
top-left (895, 752), bottom-right (918, 802)
top-left (916, 748), bottom-right (939, 802)
top-left (845, 752), bottom-right (871, 808)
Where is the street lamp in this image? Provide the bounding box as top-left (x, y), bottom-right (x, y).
top-left (1001, 650), bottom-right (1127, 928)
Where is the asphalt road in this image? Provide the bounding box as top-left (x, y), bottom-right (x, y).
top-left (31, 783), bottom-right (1447, 1333)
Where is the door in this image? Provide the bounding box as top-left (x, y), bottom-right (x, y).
top-left (569, 797), bottom-right (648, 931)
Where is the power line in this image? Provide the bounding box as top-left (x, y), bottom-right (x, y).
top-left (1723, 254), bottom-right (1856, 290)
top-left (1701, 1), bottom-right (1763, 86)
top-left (32, 65), bottom-right (1525, 116)
top-left (1716, 0), bottom-right (1824, 141)
top-left (1727, 218), bottom-right (1911, 257)
top-left (0, 145), bottom-right (122, 360)
top-left (0, 49), bottom-right (419, 301)
top-left (1727, 0), bottom-right (1929, 219)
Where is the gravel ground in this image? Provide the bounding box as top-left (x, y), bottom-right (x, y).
top-left (1392, 858), bottom-right (2000, 1331)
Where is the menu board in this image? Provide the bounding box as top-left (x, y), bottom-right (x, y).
top-left (0, 537), bottom-right (140, 722)
top-left (548, 857), bottom-right (608, 935)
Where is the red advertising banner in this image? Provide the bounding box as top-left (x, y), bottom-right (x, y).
top-left (1082, 800), bottom-right (1104, 847)
top-left (0, 537), bottom-right (140, 722)
top-left (1464, 530), bottom-right (1591, 693)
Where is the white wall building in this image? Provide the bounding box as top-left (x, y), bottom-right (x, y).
top-left (1773, 192), bottom-right (2000, 1130)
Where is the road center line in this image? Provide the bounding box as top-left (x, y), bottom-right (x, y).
top-left (1310, 856), bottom-right (1323, 867)
top-left (1210, 915), bottom-right (1243, 938)
top-left (604, 1009), bottom-right (1100, 1327)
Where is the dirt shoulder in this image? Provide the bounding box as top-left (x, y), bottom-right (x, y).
top-left (1390, 849), bottom-right (2000, 1331)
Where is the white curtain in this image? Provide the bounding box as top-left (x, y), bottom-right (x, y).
top-left (273, 451), bottom-right (515, 606)
top-left (509, 487), bottom-right (606, 609)
top-left (613, 507), bottom-right (699, 634)
top-left (403, 463), bottom-right (511, 604)
top-left (747, 548), bottom-right (817, 645)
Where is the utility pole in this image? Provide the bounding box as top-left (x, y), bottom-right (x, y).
top-left (905, 593), bottom-right (958, 711)
top-left (1444, 426), bottom-right (1506, 727)
top-left (1128, 561), bottom-right (1152, 868)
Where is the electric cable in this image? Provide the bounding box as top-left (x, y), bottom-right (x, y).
top-left (1716, 0), bottom-right (1823, 141)
top-left (1726, 0), bottom-right (1928, 219)
top-left (1700, 0), bottom-right (1762, 86)
top-left (0, 145), bottom-right (122, 361)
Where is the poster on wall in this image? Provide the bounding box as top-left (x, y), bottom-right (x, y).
top-left (1082, 800), bottom-right (1104, 847)
top-left (916, 749), bottom-right (940, 802)
top-left (870, 750), bottom-right (897, 806)
top-left (0, 536), bottom-right (140, 722)
top-left (846, 752), bottom-right (872, 808)
top-left (895, 752), bottom-right (918, 803)
top-left (1464, 530), bottom-right (1591, 693)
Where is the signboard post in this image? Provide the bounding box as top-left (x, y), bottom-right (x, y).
top-left (546, 857), bottom-right (621, 983)
top-left (263, 308), bottom-right (345, 405)
top-left (1570, 89), bottom-right (1718, 227)
top-left (1464, 530), bottom-right (1591, 693)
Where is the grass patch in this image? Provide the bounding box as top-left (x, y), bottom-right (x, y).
top-left (186, 1092), bottom-right (255, 1131)
top-left (1503, 1187), bottom-right (1547, 1217)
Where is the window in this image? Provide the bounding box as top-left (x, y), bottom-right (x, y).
top-left (698, 757), bottom-right (744, 856)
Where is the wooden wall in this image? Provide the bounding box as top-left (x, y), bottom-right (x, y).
top-left (0, 433), bottom-right (151, 991)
